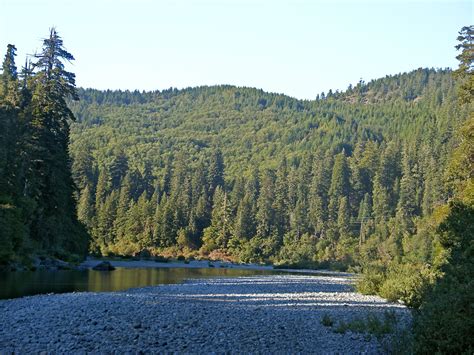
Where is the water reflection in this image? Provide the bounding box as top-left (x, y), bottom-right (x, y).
top-left (0, 268), bottom-right (275, 299)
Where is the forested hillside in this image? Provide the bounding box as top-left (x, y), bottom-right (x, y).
top-left (1, 23), bottom-right (471, 354)
top-left (68, 68), bottom-right (469, 267)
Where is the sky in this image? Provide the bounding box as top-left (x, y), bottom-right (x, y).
top-left (0, 0), bottom-right (472, 100)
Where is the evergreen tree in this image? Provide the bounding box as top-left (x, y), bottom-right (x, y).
top-left (123, 192), bottom-right (153, 251)
top-left (202, 186), bottom-right (232, 251)
top-left (309, 152), bottom-right (331, 236)
top-left (77, 184), bottom-right (94, 230)
top-left (230, 176), bottom-right (245, 214)
top-left (337, 196), bottom-right (351, 237)
top-left (95, 190), bottom-right (117, 252)
top-left (371, 176), bottom-right (388, 240)
top-left (233, 192), bottom-right (256, 240)
top-left (156, 194), bottom-right (176, 247)
top-left (113, 172), bottom-right (133, 242)
top-left (71, 147), bottom-right (95, 191)
top-left (1, 44), bottom-right (20, 106)
top-left (26, 28), bottom-right (87, 254)
top-left (208, 147), bottom-right (225, 195)
top-left (328, 151), bottom-right (351, 222)
top-left (95, 168), bottom-right (110, 212)
top-left (357, 193), bottom-right (372, 245)
top-left (0, 45), bottom-right (20, 198)
top-left (256, 170), bottom-right (275, 238)
top-left (290, 196), bottom-right (309, 237)
top-left (194, 191), bottom-right (211, 239)
top-left (377, 142), bottom-right (401, 215)
top-left (395, 147), bottom-right (418, 234)
top-left (453, 25), bottom-right (474, 105)
top-left (0, 47), bottom-right (24, 262)
top-left (273, 157), bottom-right (289, 240)
top-left (109, 150), bottom-right (128, 189)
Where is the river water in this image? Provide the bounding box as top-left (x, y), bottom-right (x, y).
top-left (0, 267), bottom-right (277, 299)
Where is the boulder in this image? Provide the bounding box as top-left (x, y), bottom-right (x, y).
top-left (92, 261), bottom-right (116, 271)
top-left (31, 257), bottom-right (72, 271)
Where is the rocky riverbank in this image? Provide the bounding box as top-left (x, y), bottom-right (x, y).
top-left (0, 274), bottom-right (410, 353)
top-left (80, 258), bottom-right (354, 277)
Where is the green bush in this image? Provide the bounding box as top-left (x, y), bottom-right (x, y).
top-left (356, 266), bottom-right (386, 295)
top-left (379, 263), bottom-right (435, 308)
top-left (358, 263), bottom-right (436, 308)
top-left (365, 312), bottom-right (397, 338)
top-left (414, 275), bottom-right (474, 354)
top-left (321, 313), bottom-right (334, 327)
top-left (237, 236), bottom-right (278, 264)
top-left (413, 203), bottom-right (474, 353)
top-left (277, 233), bottom-right (317, 267)
top-left (331, 311), bottom-right (398, 339)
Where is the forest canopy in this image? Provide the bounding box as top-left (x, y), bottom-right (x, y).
top-left (65, 67), bottom-right (469, 267)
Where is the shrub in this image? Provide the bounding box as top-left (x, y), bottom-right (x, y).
top-left (277, 233), bottom-right (317, 267)
top-left (414, 275), bottom-right (474, 354)
top-left (413, 203), bottom-right (474, 353)
top-left (381, 327), bottom-right (414, 355)
top-left (321, 313), bottom-right (334, 327)
top-left (356, 266), bottom-right (386, 295)
top-left (330, 312), bottom-right (398, 339)
top-left (365, 312), bottom-right (397, 338)
top-left (379, 263), bottom-right (436, 308)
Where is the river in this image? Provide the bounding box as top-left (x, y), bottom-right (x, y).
top-left (0, 267), bottom-right (276, 299)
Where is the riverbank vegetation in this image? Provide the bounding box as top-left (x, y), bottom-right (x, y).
top-left (357, 25), bottom-right (473, 353)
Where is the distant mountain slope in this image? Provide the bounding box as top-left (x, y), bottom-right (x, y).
top-left (69, 68), bottom-right (458, 179)
top-left (67, 68), bottom-right (470, 259)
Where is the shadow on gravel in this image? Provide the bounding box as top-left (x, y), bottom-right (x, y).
top-left (130, 275), bottom-right (406, 313)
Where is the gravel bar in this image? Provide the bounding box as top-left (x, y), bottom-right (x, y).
top-left (0, 274), bottom-right (410, 353)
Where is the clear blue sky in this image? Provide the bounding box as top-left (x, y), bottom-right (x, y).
top-left (1, 0), bottom-right (472, 99)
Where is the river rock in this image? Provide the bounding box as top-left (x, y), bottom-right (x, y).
top-left (0, 275), bottom-right (412, 353)
top-left (31, 257), bottom-right (73, 271)
top-left (92, 261), bottom-right (116, 271)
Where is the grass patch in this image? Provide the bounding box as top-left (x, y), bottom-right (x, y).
top-left (327, 311), bottom-right (398, 339)
top-left (381, 327), bottom-right (414, 355)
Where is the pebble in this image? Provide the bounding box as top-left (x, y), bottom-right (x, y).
top-left (0, 275), bottom-right (411, 353)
